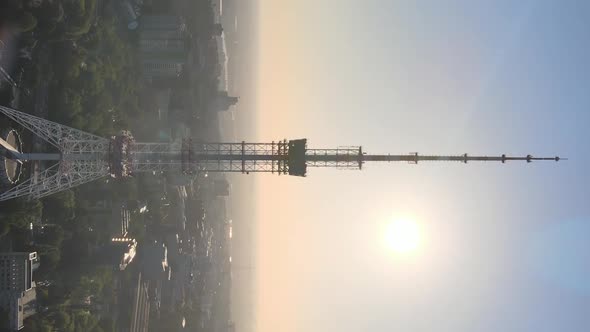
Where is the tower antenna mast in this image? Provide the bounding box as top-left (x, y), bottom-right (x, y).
top-left (0, 106), bottom-right (563, 201)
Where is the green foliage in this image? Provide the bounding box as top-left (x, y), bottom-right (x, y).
top-left (46, 16), bottom-right (141, 136)
top-left (45, 21), bottom-right (58, 34)
top-left (71, 310), bottom-right (99, 331)
top-left (98, 316), bottom-right (115, 331)
top-left (4, 3), bottom-right (148, 331)
top-left (0, 19), bottom-right (135, 332)
top-left (36, 225), bottom-right (65, 248)
top-left (37, 244), bottom-right (61, 274)
top-left (47, 283), bottom-right (67, 306)
top-left (27, 1), bottom-right (64, 37)
top-left (22, 315), bottom-right (54, 332)
top-left (37, 287), bottom-right (49, 304)
top-left (50, 310), bottom-right (73, 332)
top-left (44, 309), bottom-right (105, 332)
top-left (48, 3), bottom-right (65, 23)
top-left (0, 198), bottom-right (42, 230)
top-left (70, 276), bottom-right (98, 303)
top-left (69, 266), bottom-right (113, 303)
top-left (19, 12), bottom-right (38, 32)
top-left (43, 190), bottom-right (76, 223)
top-left (63, 0), bottom-right (97, 38)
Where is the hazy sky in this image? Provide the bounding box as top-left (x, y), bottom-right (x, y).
top-left (233, 1), bottom-right (590, 331)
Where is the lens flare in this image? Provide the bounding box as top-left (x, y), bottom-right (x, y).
top-left (384, 218), bottom-right (422, 254)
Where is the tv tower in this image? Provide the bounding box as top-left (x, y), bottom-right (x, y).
top-left (0, 106), bottom-right (563, 201)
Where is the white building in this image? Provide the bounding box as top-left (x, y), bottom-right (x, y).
top-left (0, 252), bottom-right (39, 331)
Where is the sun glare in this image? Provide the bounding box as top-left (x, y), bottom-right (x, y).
top-left (384, 218), bottom-right (422, 254)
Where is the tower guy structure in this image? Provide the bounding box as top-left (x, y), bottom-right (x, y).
top-left (0, 106), bottom-right (563, 201)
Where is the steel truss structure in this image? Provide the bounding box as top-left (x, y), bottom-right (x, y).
top-left (0, 106), bottom-right (563, 201)
top-left (1, 106), bottom-right (109, 201)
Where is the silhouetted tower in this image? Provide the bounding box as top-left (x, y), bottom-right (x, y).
top-left (0, 106), bottom-right (563, 201)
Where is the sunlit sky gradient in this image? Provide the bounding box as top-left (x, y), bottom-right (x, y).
top-left (231, 1), bottom-right (590, 331)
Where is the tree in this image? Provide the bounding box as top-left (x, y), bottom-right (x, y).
top-left (46, 2), bottom-right (65, 23)
top-left (0, 198), bottom-right (42, 230)
top-left (51, 310), bottom-right (73, 332)
top-left (43, 190), bottom-right (76, 224)
top-left (36, 287), bottom-right (49, 305)
top-left (37, 245), bottom-right (61, 274)
top-left (98, 317), bottom-right (115, 332)
top-left (80, 72), bottom-right (106, 97)
top-left (22, 316), bottom-right (53, 332)
top-left (63, 0), bottom-right (97, 38)
top-left (60, 48), bottom-right (87, 80)
top-left (71, 310), bottom-right (99, 331)
top-left (36, 225), bottom-right (65, 248)
top-left (18, 12), bottom-right (38, 32)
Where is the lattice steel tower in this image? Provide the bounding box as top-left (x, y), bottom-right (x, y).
top-left (0, 106), bottom-right (563, 201)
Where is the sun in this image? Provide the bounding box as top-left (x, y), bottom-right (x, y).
top-left (383, 218), bottom-right (422, 254)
